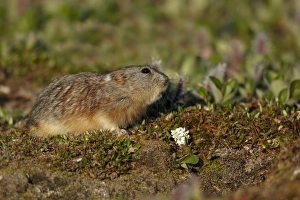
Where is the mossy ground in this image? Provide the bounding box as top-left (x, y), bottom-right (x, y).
top-left (0, 92), bottom-right (299, 199)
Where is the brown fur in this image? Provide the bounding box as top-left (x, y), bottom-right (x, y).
top-left (26, 64), bottom-right (169, 137)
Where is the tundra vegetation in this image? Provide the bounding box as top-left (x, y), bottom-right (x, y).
top-left (0, 1), bottom-right (300, 199)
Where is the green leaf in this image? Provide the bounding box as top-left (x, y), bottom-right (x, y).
top-left (211, 83), bottom-right (222, 103)
top-left (179, 153), bottom-right (199, 165)
top-left (8, 117), bottom-right (13, 126)
top-left (270, 79), bottom-right (286, 97)
top-left (261, 140), bottom-right (269, 149)
top-left (222, 78), bottom-right (238, 102)
top-left (245, 80), bottom-right (254, 94)
top-left (198, 86), bottom-right (207, 98)
top-left (180, 163), bottom-right (188, 169)
top-left (239, 87), bottom-right (247, 98)
top-left (209, 76), bottom-right (222, 91)
top-left (264, 90), bottom-right (274, 101)
top-left (289, 79), bottom-right (300, 99)
top-left (256, 89), bottom-right (265, 99)
top-left (264, 71), bottom-right (277, 84)
top-left (278, 88), bottom-right (288, 102)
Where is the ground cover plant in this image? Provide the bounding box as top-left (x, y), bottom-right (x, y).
top-left (0, 0), bottom-right (300, 199)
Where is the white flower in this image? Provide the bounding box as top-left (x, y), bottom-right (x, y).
top-left (171, 127), bottom-right (190, 146)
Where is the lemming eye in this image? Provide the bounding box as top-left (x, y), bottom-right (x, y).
top-left (141, 68), bottom-right (151, 74)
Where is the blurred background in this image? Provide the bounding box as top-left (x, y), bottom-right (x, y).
top-left (1, 0), bottom-right (300, 111)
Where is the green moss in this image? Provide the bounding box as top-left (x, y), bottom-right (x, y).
top-left (203, 159), bottom-right (223, 173)
top-left (0, 131), bottom-right (140, 179)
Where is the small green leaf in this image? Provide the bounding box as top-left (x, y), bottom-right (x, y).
top-left (222, 78), bottom-right (238, 102)
top-left (179, 153), bottom-right (199, 165)
top-left (198, 86), bottom-right (207, 98)
top-left (245, 80), bottom-right (254, 94)
top-left (237, 133), bottom-right (246, 144)
top-left (261, 140), bottom-right (269, 149)
top-left (289, 79), bottom-right (300, 99)
top-left (270, 79), bottom-right (286, 97)
top-left (209, 76), bottom-right (223, 103)
top-left (256, 89), bottom-right (265, 99)
top-left (181, 163), bottom-right (188, 169)
top-left (172, 160), bottom-right (180, 168)
top-left (278, 88), bottom-right (288, 102)
top-left (8, 117), bottom-right (13, 126)
top-left (211, 84), bottom-right (222, 103)
top-left (264, 71), bottom-right (277, 84)
top-left (254, 112), bottom-right (260, 118)
top-left (209, 76), bottom-right (222, 91)
top-left (239, 87), bottom-right (247, 98)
